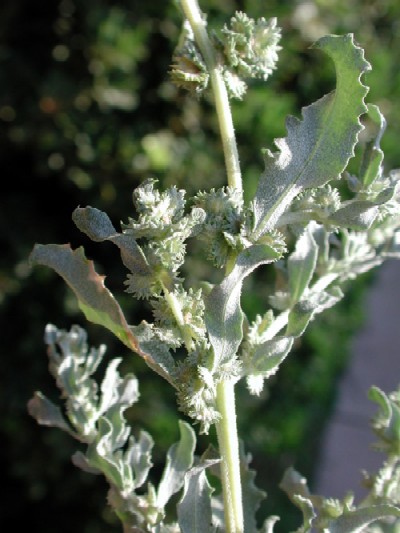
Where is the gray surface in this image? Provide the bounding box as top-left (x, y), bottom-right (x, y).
top-left (315, 259), bottom-right (400, 501)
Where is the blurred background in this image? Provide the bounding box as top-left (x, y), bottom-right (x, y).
top-left (1, 0), bottom-right (400, 531)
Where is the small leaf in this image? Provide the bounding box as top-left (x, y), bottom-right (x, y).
top-left (72, 207), bottom-right (154, 280)
top-left (286, 287), bottom-right (343, 337)
top-left (28, 392), bottom-right (76, 437)
top-left (157, 421), bottom-right (196, 508)
top-left (328, 504), bottom-right (400, 533)
top-left (205, 244), bottom-right (281, 365)
top-left (328, 200), bottom-right (379, 229)
top-left (99, 358), bottom-right (124, 415)
top-left (125, 430), bottom-right (154, 489)
top-left (360, 103), bottom-right (386, 187)
top-left (288, 223), bottom-right (318, 305)
top-left (252, 34), bottom-right (370, 238)
top-left (71, 451), bottom-right (102, 474)
top-left (30, 244), bottom-right (175, 385)
top-left (177, 461), bottom-right (217, 533)
top-left (86, 416), bottom-right (126, 490)
top-left (239, 442), bottom-right (267, 533)
top-left (245, 336), bottom-right (294, 379)
top-left (260, 516), bottom-right (280, 533)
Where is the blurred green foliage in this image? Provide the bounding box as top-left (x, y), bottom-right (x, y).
top-left (1, 0), bottom-right (399, 531)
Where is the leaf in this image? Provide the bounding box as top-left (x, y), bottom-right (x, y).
top-left (279, 468), bottom-right (315, 533)
top-left (360, 103), bottom-right (386, 187)
top-left (245, 336), bottom-right (294, 380)
top-left (327, 200), bottom-right (379, 229)
top-left (260, 516), bottom-right (280, 533)
top-left (125, 430), bottom-right (154, 489)
top-left (86, 415), bottom-right (127, 490)
top-left (205, 244), bottom-right (281, 365)
top-left (239, 442), bottom-right (266, 533)
top-left (71, 451), bottom-right (102, 474)
top-left (252, 34), bottom-right (370, 238)
top-left (72, 207), bottom-right (154, 279)
top-left (157, 421), bottom-right (196, 508)
top-left (288, 223), bottom-right (318, 305)
top-left (27, 392), bottom-right (76, 437)
top-left (286, 287), bottom-right (343, 337)
top-left (177, 461), bottom-right (218, 533)
top-left (30, 244), bottom-right (175, 385)
top-left (328, 504), bottom-right (400, 533)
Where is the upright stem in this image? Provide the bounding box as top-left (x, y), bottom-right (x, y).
top-left (179, 2), bottom-right (244, 531)
top-left (179, 0), bottom-right (242, 194)
top-left (215, 380), bottom-right (244, 533)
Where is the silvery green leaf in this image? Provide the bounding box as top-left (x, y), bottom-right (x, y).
top-left (72, 206), bottom-right (157, 286)
top-left (103, 404), bottom-right (131, 452)
top-left (328, 200), bottom-right (379, 229)
top-left (30, 244), bottom-right (176, 385)
top-left (86, 417), bottom-right (134, 493)
top-left (211, 496), bottom-right (224, 530)
top-left (252, 34), bottom-right (370, 238)
top-left (99, 358), bottom-right (123, 415)
top-left (360, 104), bottom-right (386, 188)
top-left (205, 244), bottom-right (281, 365)
top-left (130, 323), bottom-right (177, 384)
top-left (117, 373), bottom-right (140, 407)
top-left (288, 223), bottom-right (318, 305)
top-left (71, 451), bottom-right (102, 474)
top-left (293, 495), bottom-right (316, 533)
top-left (259, 516), bottom-right (280, 533)
top-left (27, 392), bottom-right (76, 437)
top-left (279, 468), bottom-right (315, 532)
top-left (368, 386), bottom-right (400, 447)
top-left (328, 504), bottom-right (400, 533)
top-left (239, 442), bottom-right (267, 533)
top-left (157, 421), bottom-right (196, 508)
top-left (245, 336), bottom-right (294, 380)
top-left (177, 460), bottom-right (218, 533)
top-left (125, 430), bottom-right (154, 489)
top-left (286, 287), bottom-right (343, 337)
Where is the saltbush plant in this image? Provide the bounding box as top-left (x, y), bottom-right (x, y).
top-left (29, 1), bottom-right (400, 532)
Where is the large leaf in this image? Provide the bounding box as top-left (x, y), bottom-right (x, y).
top-left (252, 34), bottom-right (370, 239)
top-left (205, 244), bottom-right (281, 365)
top-left (30, 244), bottom-right (175, 384)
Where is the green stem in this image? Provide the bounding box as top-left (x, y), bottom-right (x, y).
top-left (179, 0), bottom-right (242, 194)
top-left (178, 2), bottom-right (244, 530)
top-left (163, 286), bottom-right (193, 351)
top-left (215, 379), bottom-right (244, 533)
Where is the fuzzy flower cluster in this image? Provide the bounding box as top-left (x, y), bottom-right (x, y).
top-left (170, 11), bottom-right (281, 99)
top-left (217, 11), bottom-right (281, 98)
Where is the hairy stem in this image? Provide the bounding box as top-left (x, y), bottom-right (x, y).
top-left (163, 286), bottom-right (193, 351)
top-left (178, 2), bottom-right (244, 530)
top-left (179, 0), bottom-right (242, 193)
top-left (215, 379), bottom-right (244, 533)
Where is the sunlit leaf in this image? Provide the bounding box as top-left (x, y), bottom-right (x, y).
top-left (252, 34), bottom-right (370, 238)
top-left (205, 244), bottom-right (281, 365)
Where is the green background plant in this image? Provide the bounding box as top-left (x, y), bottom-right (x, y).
top-left (2, 0), bottom-right (400, 531)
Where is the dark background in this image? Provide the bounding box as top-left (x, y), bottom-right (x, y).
top-left (2, 0), bottom-right (400, 531)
